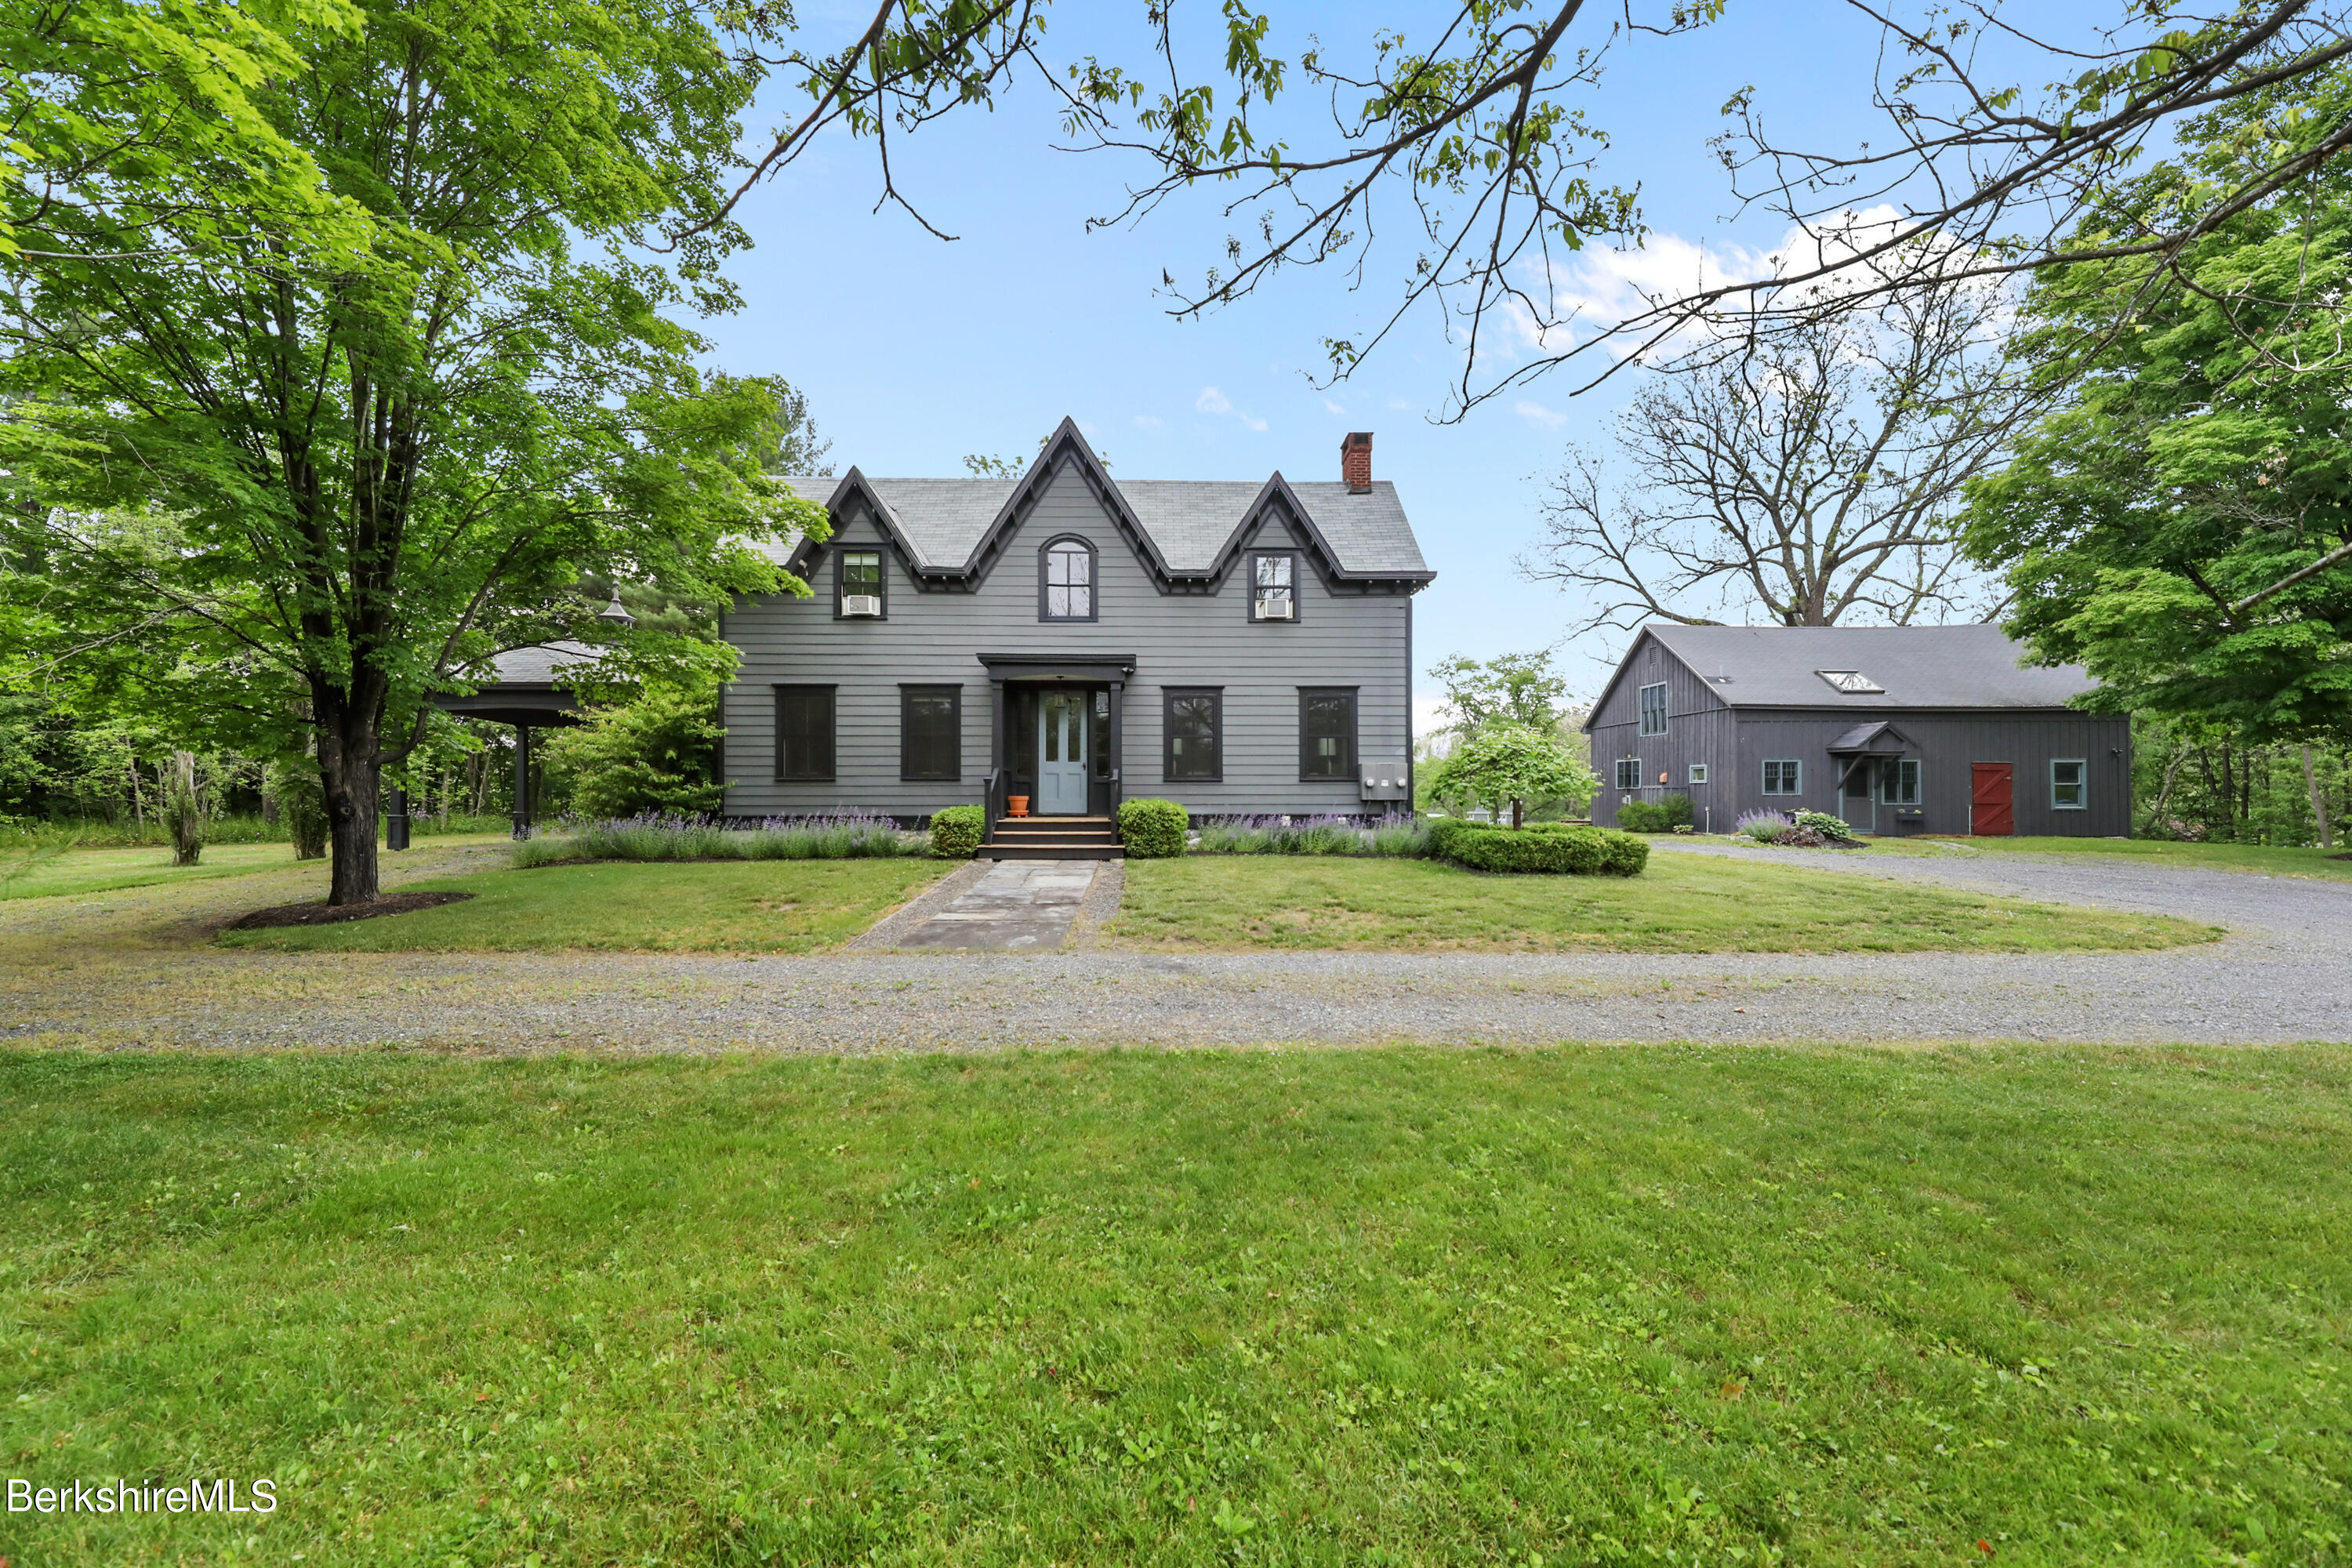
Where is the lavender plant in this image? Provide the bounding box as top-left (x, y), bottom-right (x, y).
top-left (514, 811), bottom-right (911, 867)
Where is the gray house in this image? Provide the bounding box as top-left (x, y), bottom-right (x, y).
top-left (720, 419), bottom-right (1432, 855)
top-left (1584, 624), bottom-right (2130, 837)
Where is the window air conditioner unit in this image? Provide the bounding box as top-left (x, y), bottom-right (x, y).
top-left (842, 594), bottom-right (881, 617)
top-left (1256, 597), bottom-right (1293, 620)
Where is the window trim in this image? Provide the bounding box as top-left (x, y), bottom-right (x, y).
top-left (832, 541), bottom-right (887, 622)
top-left (1247, 550), bottom-right (1302, 624)
top-left (1638, 681), bottom-right (1669, 738)
top-left (898, 684), bottom-right (962, 782)
top-left (1762, 758), bottom-right (1802, 796)
top-left (1878, 757), bottom-right (1922, 806)
top-left (1162, 686), bottom-right (1225, 784)
top-left (1687, 762), bottom-right (1708, 786)
top-left (1613, 756), bottom-right (1642, 792)
top-left (2050, 757), bottom-right (2088, 810)
top-left (1298, 686), bottom-right (1359, 782)
top-left (773, 684), bottom-right (837, 782)
top-left (1036, 535), bottom-right (1098, 623)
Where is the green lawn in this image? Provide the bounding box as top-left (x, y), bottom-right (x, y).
top-left (1, 1045), bottom-right (2344, 1565)
top-left (1, 840), bottom-right (339, 902)
top-left (1112, 853), bottom-right (2215, 953)
top-left (1861, 833), bottom-right (2352, 880)
top-left (217, 858), bottom-right (947, 954)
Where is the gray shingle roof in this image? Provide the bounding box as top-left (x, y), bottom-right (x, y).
top-left (763, 467), bottom-right (1428, 579)
top-left (1646, 624), bottom-right (2098, 709)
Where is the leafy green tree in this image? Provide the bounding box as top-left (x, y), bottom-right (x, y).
top-left (1963, 64), bottom-right (2352, 742)
top-left (1429, 651), bottom-right (1571, 735)
top-left (0, 0), bottom-right (821, 904)
top-left (542, 688), bottom-right (726, 822)
top-left (1425, 723), bottom-right (1598, 828)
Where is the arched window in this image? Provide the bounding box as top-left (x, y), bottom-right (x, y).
top-left (1040, 538), bottom-right (1095, 621)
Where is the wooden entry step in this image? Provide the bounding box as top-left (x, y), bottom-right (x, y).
top-left (982, 813), bottom-right (1122, 859)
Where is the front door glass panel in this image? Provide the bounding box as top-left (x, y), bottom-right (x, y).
top-left (1038, 691), bottom-right (1089, 814)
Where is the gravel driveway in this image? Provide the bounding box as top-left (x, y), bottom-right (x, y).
top-left (5, 841), bottom-right (2347, 1051)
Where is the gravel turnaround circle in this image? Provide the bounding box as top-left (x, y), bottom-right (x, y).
top-left (4, 842), bottom-right (2347, 1052)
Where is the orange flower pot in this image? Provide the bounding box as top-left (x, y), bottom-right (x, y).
top-left (1007, 795), bottom-right (1030, 818)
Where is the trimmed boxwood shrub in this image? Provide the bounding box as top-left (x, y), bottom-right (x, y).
top-left (1615, 793), bottom-right (1693, 833)
top-left (1118, 797), bottom-right (1188, 858)
top-left (1427, 817), bottom-right (1648, 876)
top-left (929, 804), bottom-right (983, 858)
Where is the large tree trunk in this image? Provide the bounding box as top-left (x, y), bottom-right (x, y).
top-left (315, 684), bottom-right (386, 906)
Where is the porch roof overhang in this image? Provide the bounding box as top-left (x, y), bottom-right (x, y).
top-left (1825, 720), bottom-right (1913, 756)
top-left (977, 652), bottom-right (1137, 684)
top-left (429, 687), bottom-right (586, 728)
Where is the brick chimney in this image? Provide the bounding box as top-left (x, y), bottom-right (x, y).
top-left (1340, 431), bottom-right (1374, 493)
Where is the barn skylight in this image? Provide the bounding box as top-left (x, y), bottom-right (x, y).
top-left (1816, 670), bottom-right (1885, 694)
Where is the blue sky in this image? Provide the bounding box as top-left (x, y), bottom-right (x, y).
top-left (705, 1), bottom-right (2094, 723)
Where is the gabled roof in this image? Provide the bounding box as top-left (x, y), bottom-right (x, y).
top-left (1826, 719), bottom-right (1915, 754)
top-left (757, 417), bottom-right (1432, 588)
top-left (1588, 623), bottom-right (2100, 726)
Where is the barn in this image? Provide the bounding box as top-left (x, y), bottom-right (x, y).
top-left (1583, 624), bottom-right (2130, 838)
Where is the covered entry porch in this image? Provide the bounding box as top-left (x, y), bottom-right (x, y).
top-left (978, 652), bottom-right (1132, 860)
top-left (1830, 720), bottom-right (1924, 835)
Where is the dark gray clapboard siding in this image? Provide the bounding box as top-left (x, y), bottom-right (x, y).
top-left (722, 456), bottom-right (1414, 818)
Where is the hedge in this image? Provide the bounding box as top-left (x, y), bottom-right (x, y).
top-left (1426, 817), bottom-right (1649, 876)
top-left (1117, 797), bottom-right (1188, 858)
top-left (928, 804), bottom-right (983, 859)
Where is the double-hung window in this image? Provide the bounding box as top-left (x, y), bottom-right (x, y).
top-left (1762, 759), bottom-right (1802, 795)
top-left (1163, 689), bottom-right (1223, 782)
top-left (1298, 688), bottom-right (1357, 780)
top-left (1638, 681), bottom-right (1668, 737)
top-left (775, 686), bottom-right (836, 782)
top-left (1879, 757), bottom-right (1921, 805)
top-left (1614, 757), bottom-right (1642, 792)
top-left (836, 549), bottom-right (884, 618)
top-left (1250, 554), bottom-right (1297, 621)
top-left (899, 686), bottom-right (960, 782)
top-left (1041, 539), bottom-right (1094, 621)
top-left (2051, 758), bottom-right (2087, 809)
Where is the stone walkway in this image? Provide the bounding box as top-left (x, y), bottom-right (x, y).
top-left (851, 858), bottom-right (1109, 952)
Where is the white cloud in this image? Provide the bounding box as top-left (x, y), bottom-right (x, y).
top-left (1386, 397), bottom-right (1412, 411)
top-left (1323, 398), bottom-right (1347, 416)
top-left (1195, 384), bottom-right (1269, 433)
top-left (1507, 205), bottom-right (1950, 363)
top-left (1514, 399), bottom-right (1569, 429)
top-left (1132, 414), bottom-right (1164, 430)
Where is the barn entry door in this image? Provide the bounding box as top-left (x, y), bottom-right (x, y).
top-left (1971, 762), bottom-right (2015, 836)
top-left (1838, 760), bottom-right (1877, 834)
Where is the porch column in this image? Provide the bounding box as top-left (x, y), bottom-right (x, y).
top-left (511, 724), bottom-right (533, 840)
top-left (1109, 679), bottom-right (1124, 814)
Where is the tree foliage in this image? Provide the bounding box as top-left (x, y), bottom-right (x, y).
top-left (1426, 722), bottom-right (1598, 822)
top-left (0, 0), bottom-right (822, 902)
top-left (1963, 62), bottom-right (2352, 741)
top-left (542, 687), bottom-right (726, 822)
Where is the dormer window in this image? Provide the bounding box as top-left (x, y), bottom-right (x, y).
top-left (1250, 553), bottom-right (1296, 622)
top-left (835, 549), bottom-right (884, 619)
top-left (1040, 537), bottom-right (1095, 621)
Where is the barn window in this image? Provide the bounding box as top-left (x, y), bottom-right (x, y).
top-left (1687, 763), bottom-right (1708, 786)
top-left (1878, 758), bottom-right (1921, 805)
top-left (2051, 758), bottom-right (2087, 809)
top-left (1638, 682), bottom-right (1668, 737)
top-left (1762, 759), bottom-right (1802, 795)
top-left (1614, 757), bottom-right (1642, 791)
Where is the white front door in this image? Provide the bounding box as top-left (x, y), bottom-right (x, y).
top-left (1038, 691), bottom-right (1089, 815)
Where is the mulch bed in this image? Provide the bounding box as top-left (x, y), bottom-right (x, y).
top-left (225, 891), bottom-right (473, 931)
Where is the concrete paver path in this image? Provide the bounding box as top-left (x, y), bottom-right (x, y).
top-left (851, 858), bottom-right (1105, 952)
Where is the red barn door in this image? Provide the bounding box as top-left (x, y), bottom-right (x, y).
top-left (1971, 762), bottom-right (2014, 836)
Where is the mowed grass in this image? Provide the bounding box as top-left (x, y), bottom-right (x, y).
top-left (1112, 854), bottom-right (2216, 952)
top-left (2, 841), bottom-right (337, 902)
top-left (216, 858), bottom-right (948, 954)
top-left (0, 1045), bottom-right (2346, 1566)
top-left (1866, 833), bottom-right (2352, 881)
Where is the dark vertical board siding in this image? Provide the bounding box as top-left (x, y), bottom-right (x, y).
top-left (720, 459), bottom-right (1414, 818)
top-left (1588, 632), bottom-right (1736, 829)
top-left (1586, 631), bottom-right (2132, 837)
